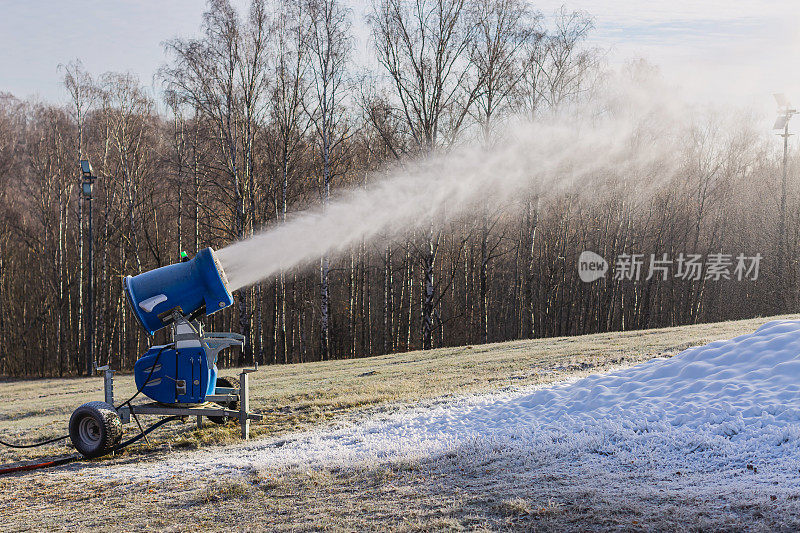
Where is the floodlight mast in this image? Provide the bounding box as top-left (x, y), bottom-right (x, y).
top-left (80, 159), bottom-right (97, 376)
top-left (773, 93), bottom-right (796, 295)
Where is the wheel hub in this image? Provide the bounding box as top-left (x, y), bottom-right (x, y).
top-left (78, 416), bottom-right (101, 445)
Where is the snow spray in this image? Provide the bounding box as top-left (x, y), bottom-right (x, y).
top-left (216, 78), bottom-right (744, 292)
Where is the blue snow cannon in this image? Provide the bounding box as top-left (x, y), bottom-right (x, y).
top-left (124, 247), bottom-right (242, 405)
top-left (124, 247), bottom-right (234, 335)
top-left (70, 247), bottom-right (259, 458)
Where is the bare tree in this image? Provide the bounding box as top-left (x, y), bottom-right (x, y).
top-left (162, 0), bottom-right (271, 364)
top-left (61, 60), bottom-right (96, 374)
top-left (369, 0), bottom-right (478, 349)
top-left (239, 0), bottom-right (271, 363)
top-left (305, 0), bottom-right (352, 360)
top-left (469, 0), bottom-right (537, 137)
top-left (468, 0), bottom-right (537, 343)
top-left (0, 94), bottom-right (18, 375)
top-left (519, 8), bottom-right (600, 117)
top-left (266, 0), bottom-right (309, 363)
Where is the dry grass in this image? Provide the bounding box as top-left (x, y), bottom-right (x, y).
top-left (1, 314), bottom-right (799, 531)
top-left (5, 449), bottom-right (795, 532)
top-left (4, 313), bottom-right (795, 463)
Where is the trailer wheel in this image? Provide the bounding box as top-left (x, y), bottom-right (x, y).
top-left (69, 401), bottom-right (123, 458)
top-left (209, 376), bottom-right (239, 425)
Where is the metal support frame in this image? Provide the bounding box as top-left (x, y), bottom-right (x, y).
top-left (102, 361), bottom-right (262, 438)
top-left (98, 365), bottom-right (114, 405)
top-left (239, 366), bottom-right (258, 439)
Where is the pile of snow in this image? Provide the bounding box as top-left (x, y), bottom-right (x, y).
top-left (98, 320), bottom-right (800, 480)
top-left (523, 318), bottom-right (800, 430)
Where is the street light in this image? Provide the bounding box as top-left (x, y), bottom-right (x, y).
top-left (80, 159), bottom-right (96, 376)
top-left (773, 94), bottom-right (796, 294)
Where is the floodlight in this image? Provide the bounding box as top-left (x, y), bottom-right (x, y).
top-left (80, 159), bottom-right (93, 177)
top-left (775, 93), bottom-right (790, 108)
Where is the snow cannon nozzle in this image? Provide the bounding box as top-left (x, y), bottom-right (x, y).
top-left (123, 247), bottom-right (234, 335)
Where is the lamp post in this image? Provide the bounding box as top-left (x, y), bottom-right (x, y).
top-left (773, 94), bottom-right (796, 299)
top-left (80, 159), bottom-right (96, 376)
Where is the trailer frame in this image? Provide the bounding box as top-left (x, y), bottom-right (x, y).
top-left (99, 365), bottom-right (263, 439)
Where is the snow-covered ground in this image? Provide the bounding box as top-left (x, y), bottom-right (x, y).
top-left (97, 319), bottom-right (800, 496)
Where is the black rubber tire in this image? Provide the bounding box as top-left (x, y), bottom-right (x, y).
top-left (209, 376), bottom-right (239, 425)
top-left (69, 401), bottom-right (123, 458)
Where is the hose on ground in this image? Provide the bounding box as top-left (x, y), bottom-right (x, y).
top-left (0, 434), bottom-right (69, 449)
top-left (0, 415), bottom-right (181, 476)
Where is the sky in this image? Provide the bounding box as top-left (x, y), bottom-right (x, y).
top-left (544, 0), bottom-right (800, 107)
top-left (1, 0), bottom-right (799, 110)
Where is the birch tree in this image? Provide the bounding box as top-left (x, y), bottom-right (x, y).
top-left (305, 0), bottom-right (352, 360)
top-left (163, 0), bottom-right (271, 363)
top-left (62, 60), bottom-right (95, 374)
top-left (268, 0), bottom-right (309, 363)
top-left (519, 8), bottom-right (600, 116)
top-left (469, 0), bottom-right (536, 343)
top-left (369, 0), bottom-right (478, 349)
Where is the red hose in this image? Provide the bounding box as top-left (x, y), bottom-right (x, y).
top-left (0, 455), bottom-right (78, 475)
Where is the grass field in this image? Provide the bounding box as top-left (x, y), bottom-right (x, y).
top-left (1, 314), bottom-right (798, 531)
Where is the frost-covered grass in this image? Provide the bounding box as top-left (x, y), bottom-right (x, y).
top-left (4, 314), bottom-right (791, 463)
top-left (3, 314), bottom-right (800, 531)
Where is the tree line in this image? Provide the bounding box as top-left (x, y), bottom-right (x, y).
top-left (0, 0), bottom-right (795, 376)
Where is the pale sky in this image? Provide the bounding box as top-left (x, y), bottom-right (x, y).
top-left (1, 0), bottom-right (799, 110)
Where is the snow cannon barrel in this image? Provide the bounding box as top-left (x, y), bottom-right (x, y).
top-left (123, 247), bottom-right (234, 335)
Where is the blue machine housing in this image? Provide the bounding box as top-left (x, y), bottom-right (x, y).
top-left (124, 247), bottom-right (233, 336)
top-left (133, 344), bottom-right (218, 404)
top-left (125, 247), bottom-right (238, 405)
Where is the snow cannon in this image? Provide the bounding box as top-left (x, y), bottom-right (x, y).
top-left (68, 248), bottom-right (262, 460)
top-left (123, 247), bottom-right (242, 405)
top-left (124, 247), bottom-right (233, 335)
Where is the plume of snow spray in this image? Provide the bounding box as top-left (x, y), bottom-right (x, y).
top-left (217, 80), bottom-right (705, 291)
